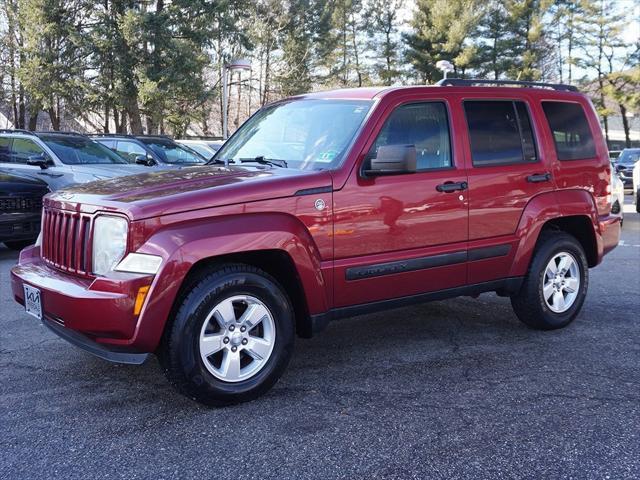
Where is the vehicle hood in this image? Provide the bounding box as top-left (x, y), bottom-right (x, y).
top-left (68, 163), bottom-right (154, 178)
top-left (0, 168), bottom-right (50, 196)
top-left (46, 166), bottom-right (333, 219)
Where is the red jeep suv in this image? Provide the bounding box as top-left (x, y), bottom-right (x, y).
top-left (11, 79), bottom-right (621, 405)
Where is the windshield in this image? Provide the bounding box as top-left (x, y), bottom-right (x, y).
top-left (183, 143), bottom-right (216, 160)
top-left (617, 149), bottom-right (640, 165)
top-left (143, 140), bottom-right (206, 164)
top-left (215, 99), bottom-right (373, 170)
top-left (41, 136), bottom-right (128, 165)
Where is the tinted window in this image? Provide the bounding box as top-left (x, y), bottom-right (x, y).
top-left (40, 136), bottom-right (127, 164)
top-left (115, 140), bottom-right (147, 163)
top-left (370, 102), bottom-right (452, 170)
top-left (11, 138), bottom-right (46, 164)
top-left (465, 101), bottom-right (538, 166)
top-left (0, 137), bottom-right (10, 162)
top-left (542, 102), bottom-right (596, 160)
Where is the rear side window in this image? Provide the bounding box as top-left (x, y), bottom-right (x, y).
top-left (370, 102), bottom-right (452, 170)
top-left (0, 137), bottom-right (10, 162)
top-left (465, 101), bottom-right (538, 166)
top-left (542, 102), bottom-right (596, 160)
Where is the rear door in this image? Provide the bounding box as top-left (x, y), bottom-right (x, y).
top-left (462, 96), bottom-right (555, 284)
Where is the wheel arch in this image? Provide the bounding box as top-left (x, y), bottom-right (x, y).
top-left (129, 213), bottom-right (329, 351)
top-left (510, 190), bottom-right (600, 276)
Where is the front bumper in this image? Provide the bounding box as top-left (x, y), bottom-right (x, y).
top-left (11, 246), bottom-right (156, 359)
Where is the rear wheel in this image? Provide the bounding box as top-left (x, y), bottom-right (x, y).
top-left (636, 189), bottom-right (640, 213)
top-left (511, 232), bottom-right (588, 330)
top-left (3, 239), bottom-right (36, 251)
top-left (158, 263), bottom-right (295, 406)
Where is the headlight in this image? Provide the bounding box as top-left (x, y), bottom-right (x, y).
top-left (115, 253), bottom-right (163, 275)
top-left (92, 215), bottom-right (128, 275)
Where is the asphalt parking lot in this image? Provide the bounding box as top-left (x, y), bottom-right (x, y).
top-left (1, 198), bottom-right (639, 480)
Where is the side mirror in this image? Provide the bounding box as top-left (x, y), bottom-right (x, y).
top-left (27, 154), bottom-right (53, 169)
top-left (135, 155), bottom-right (155, 166)
top-left (363, 145), bottom-right (417, 176)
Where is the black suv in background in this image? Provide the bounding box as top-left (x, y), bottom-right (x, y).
top-left (92, 134), bottom-right (207, 167)
top-left (0, 168), bottom-right (48, 250)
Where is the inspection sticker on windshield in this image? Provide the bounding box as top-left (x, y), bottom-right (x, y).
top-left (23, 284), bottom-right (42, 320)
top-left (316, 150), bottom-right (337, 163)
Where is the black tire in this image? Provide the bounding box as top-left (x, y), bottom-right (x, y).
top-left (636, 190), bottom-right (640, 214)
top-left (3, 239), bottom-right (36, 251)
top-left (158, 263), bottom-right (295, 406)
top-left (511, 232), bottom-right (588, 330)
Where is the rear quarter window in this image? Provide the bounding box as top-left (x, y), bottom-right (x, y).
top-left (542, 102), bottom-right (596, 160)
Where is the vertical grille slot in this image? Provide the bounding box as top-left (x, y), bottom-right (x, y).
top-left (41, 208), bottom-right (93, 276)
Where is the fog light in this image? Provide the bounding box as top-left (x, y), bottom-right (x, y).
top-left (134, 286), bottom-right (150, 316)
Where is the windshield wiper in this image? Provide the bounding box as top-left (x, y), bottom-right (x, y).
top-left (205, 158), bottom-right (227, 165)
top-left (236, 156), bottom-right (288, 168)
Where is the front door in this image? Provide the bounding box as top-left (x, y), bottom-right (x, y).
top-left (332, 98), bottom-right (469, 307)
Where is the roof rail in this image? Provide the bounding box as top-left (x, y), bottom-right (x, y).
top-left (90, 133), bottom-right (173, 139)
top-left (0, 128), bottom-right (38, 136)
top-left (436, 78), bottom-right (579, 92)
top-left (36, 130), bottom-right (90, 137)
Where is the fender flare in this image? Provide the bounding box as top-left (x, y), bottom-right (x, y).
top-left (509, 189), bottom-right (599, 277)
top-left (127, 213), bottom-right (327, 351)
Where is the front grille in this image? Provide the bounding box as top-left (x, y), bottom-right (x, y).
top-left (0, 196), bottom-right (43, 212)
top-left (41, 208), bottom-right (93, 275)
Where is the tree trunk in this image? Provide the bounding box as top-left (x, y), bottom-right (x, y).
top-left (48, 107), bottom-right (60, 131)
top-left (27, 101), bottom-right (40, 131)
top-left (619, 103), bottom-right (631, 148)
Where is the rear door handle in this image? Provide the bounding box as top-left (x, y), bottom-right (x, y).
top-left (436, 181), bottom-right (468, 193)
top-left (527, 173), bottom-right (552, 183)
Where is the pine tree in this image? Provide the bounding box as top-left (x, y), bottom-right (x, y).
top-left (405, 0), bottom-right (481, 83)
top-left (364, 0), bottom-right (405, 86)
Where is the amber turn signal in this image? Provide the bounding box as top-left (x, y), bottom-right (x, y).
top-left (134, 286), bottom-right (150, 316)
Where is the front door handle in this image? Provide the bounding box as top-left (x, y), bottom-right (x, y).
top-left (436, 181), bottom-right (468, 193)
top-left (527, 173), bottom-right (552, 183)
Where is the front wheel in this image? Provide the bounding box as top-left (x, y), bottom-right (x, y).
top-left (158, 264), bottom-right (295, 406)
top-left (511, 232), bottom-right (588, 330)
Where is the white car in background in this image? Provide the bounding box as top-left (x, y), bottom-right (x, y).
top-left (633, 159), bottom-right (640, 213)
top-left (611, 162), bottom-right (625, 224)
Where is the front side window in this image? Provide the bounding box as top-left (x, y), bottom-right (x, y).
top-left (40, 135), bottom-right (127, 164)
top-left (142, 141), bottom-right (205, 164)
top-left (465, 100), bottom-right (538, 166)
top-left (369, 102), bottom-right (452, 170)
top-left (115, 141), bottom-right (148, 163)
top-left (215, 99), bottom-right (373, 170)
top-left (542, 101), bottom-right (596, 160)
top-left (10, 138), bottom-right (46, 164)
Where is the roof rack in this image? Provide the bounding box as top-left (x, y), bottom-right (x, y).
top-left (0, 128), bottom-right (38, 136)
top-left (36, 130), bottom-right (90, 137)
top-left (90, 133), bottom-right (173, 139)
top-left (436, 78), bottom-right (579, 92)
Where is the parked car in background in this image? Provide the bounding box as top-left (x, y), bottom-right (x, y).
top-left (609, 150), bottom-right (622, 161)
top-left (613, 148), bottom-right (640, 190)
top-left (11, 79), bottom-right (621, 406)
top-left (0, 130), bottom-right (151, 191)
top-left (93, 134), bottom-right (207, 167)
top-left (610, 162), bottom-right (624, 224)
top-left (0, 168), bottom-right (48, 250)
top-left (177, 139), bottom-right (223, 161)
top-left (633, 159), bottom-right (640, 213)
